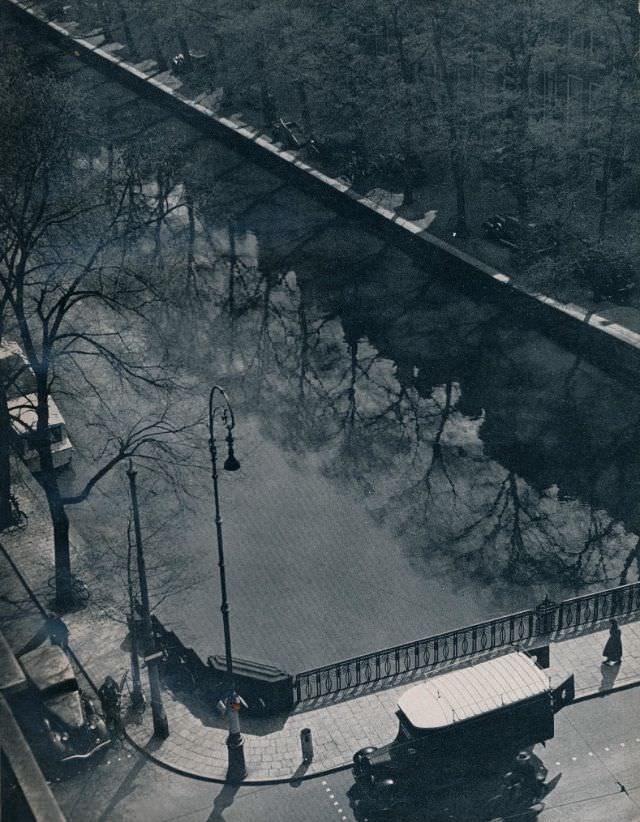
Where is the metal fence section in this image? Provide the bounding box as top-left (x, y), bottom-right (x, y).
top-left (295, 609), bottom-right (534, 703)
top-left (555, 582), bottom-right (640, 632)
top-left (294, 581), bottom-right (640, 704)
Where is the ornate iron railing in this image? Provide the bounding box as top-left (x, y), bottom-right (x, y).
top-left (294, 581), bottom-right (640, 704)
top-left (555, 582), bottom-right (640, 631)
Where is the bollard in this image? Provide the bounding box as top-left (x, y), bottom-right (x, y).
top-left (300, 728), bottom-right (314, 763)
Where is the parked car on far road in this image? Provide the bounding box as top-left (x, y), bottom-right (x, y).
top-left (481, 213), bottom-right (558, 254)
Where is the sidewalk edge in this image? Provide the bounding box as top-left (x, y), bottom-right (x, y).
top-left (124, 676), bottom-right (640, 785)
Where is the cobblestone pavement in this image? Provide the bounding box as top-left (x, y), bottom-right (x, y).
top-left (1, 461), bottom-right (639, 785)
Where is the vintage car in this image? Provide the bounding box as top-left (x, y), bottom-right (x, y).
top-left (8, 394), bottom-right (73, 471)
top-left (351, 651), bottom-right (574, 810)
top-left (11, 643), bottom-right (109, 775)
top-left (481, 213), bottom-right (558, 254)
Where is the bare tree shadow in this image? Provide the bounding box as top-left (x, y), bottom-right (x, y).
top-left (96, 745), bottom-right (151, 822)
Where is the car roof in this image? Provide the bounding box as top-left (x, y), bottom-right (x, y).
top-left (397, 652), bottom-right (550, 730)
top-left (19, 644), bottom-right (76, 694)
top-left (0, 340), bottom-right (26, 361)
top-left (7, 394), bottom-right (66, 429)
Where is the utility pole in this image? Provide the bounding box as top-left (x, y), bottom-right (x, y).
top-left (126, 523), bottom-right (145, 711)
top-left (127, 461), bottom-right (169, 739)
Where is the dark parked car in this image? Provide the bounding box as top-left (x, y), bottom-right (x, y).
top-left (482, 213), bottom-right (558, 254)
top-left (272, 119), bottom-right (307, 151)
top-left (11, 643), bottom-right (110, 776)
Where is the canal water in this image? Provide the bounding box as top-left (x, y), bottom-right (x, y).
top-left (6, 17), bottom-right (640, 671)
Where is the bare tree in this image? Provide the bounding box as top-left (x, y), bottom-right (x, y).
top-left (0, 54), bottom-right (191, 609)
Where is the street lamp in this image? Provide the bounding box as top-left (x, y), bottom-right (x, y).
top-left (208, 385), bottom-right (246, 783)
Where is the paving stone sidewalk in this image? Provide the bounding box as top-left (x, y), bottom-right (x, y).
top-left (1, 460), bottom-right (639, 785)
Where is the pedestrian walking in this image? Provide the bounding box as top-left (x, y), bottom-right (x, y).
top-left (603, 619), bottom-right (623, 666)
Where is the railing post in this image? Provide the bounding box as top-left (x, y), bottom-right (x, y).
top-left (535, 595), bottom-right (557, 635)
top-left (295, 676), bottom-right (301, 704)
top-left (472, 627), bottom-right (477, 652)
top-left (557, 603), bottom-right (564, 631)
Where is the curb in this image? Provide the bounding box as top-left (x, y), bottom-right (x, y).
top-left (123, 728), bottom-right (353, 786)
top-left (573, 676), bottom-right (640, 705)
top-left (123, 677), bottom-right (640, 786)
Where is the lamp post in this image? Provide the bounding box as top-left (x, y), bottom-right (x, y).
top-left (208, 385), bottom-right (246, 783)
top-left (127, 461), bottom-right (169, 739)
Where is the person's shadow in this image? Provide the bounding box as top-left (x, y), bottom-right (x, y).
top-left (599, 661), bottom-right (621, 693)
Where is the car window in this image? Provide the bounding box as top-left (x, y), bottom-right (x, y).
top-left (39, 677), bottom-right (79, 701)
top-left (50, 426), bottom-right (63, 444)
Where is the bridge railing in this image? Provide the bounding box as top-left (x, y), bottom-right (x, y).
top-left (555, 581), bottom-right (640, 631)
top-left (294, 581), bottom-right (640, 704)
top-left (294, 608), bottom-right (534, 703)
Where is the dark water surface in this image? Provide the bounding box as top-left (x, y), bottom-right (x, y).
top-left (6, 16), bottom-right (640, 670)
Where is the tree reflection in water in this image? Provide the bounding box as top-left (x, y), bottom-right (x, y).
top-left (157, 219), bottom-right (640, 597)
top-left (51, 63), bottom-right (640, 606)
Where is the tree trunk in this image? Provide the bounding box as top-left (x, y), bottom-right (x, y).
top-left (257, 51), bottom-right (276, 128)
top-left (0, 386), bottom-right (13, 530)
top-left (451, 150), bottom-right (468, 236)
top-left (35, 382), bottom-right (73, 609)
top-left (261, 84), bottom-right (277, 129)
top-left (177, 31), bottom-right (192, 72)
top-left (431, 17), bottom-right (468, 235)
top-left (598, 85), bottom-right (624, 241)
top-left (97, 0), bottom-right (112, 41)
top-left (117, 2), bottom-right (139, 59)
top-left (296, 80), bottom-right (312, 136)
top-left (151, 31), bottom-right (168, 73)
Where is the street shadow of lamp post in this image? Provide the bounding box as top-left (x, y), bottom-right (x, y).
top-left (209, 385), bottom-right (247, 784)
top-left (127, 461), bottom-right (169, 739)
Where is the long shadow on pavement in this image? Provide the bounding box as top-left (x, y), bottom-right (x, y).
top-left (206, 784), bottom-right (240, 821)
top-left (96, 740), bottom-right (161, 822)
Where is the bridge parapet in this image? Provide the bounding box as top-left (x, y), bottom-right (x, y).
top-left (294, 581), bottom-right (640, 705)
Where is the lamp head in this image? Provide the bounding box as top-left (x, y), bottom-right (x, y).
top-left (223, 453), bottom-right (241, 472)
